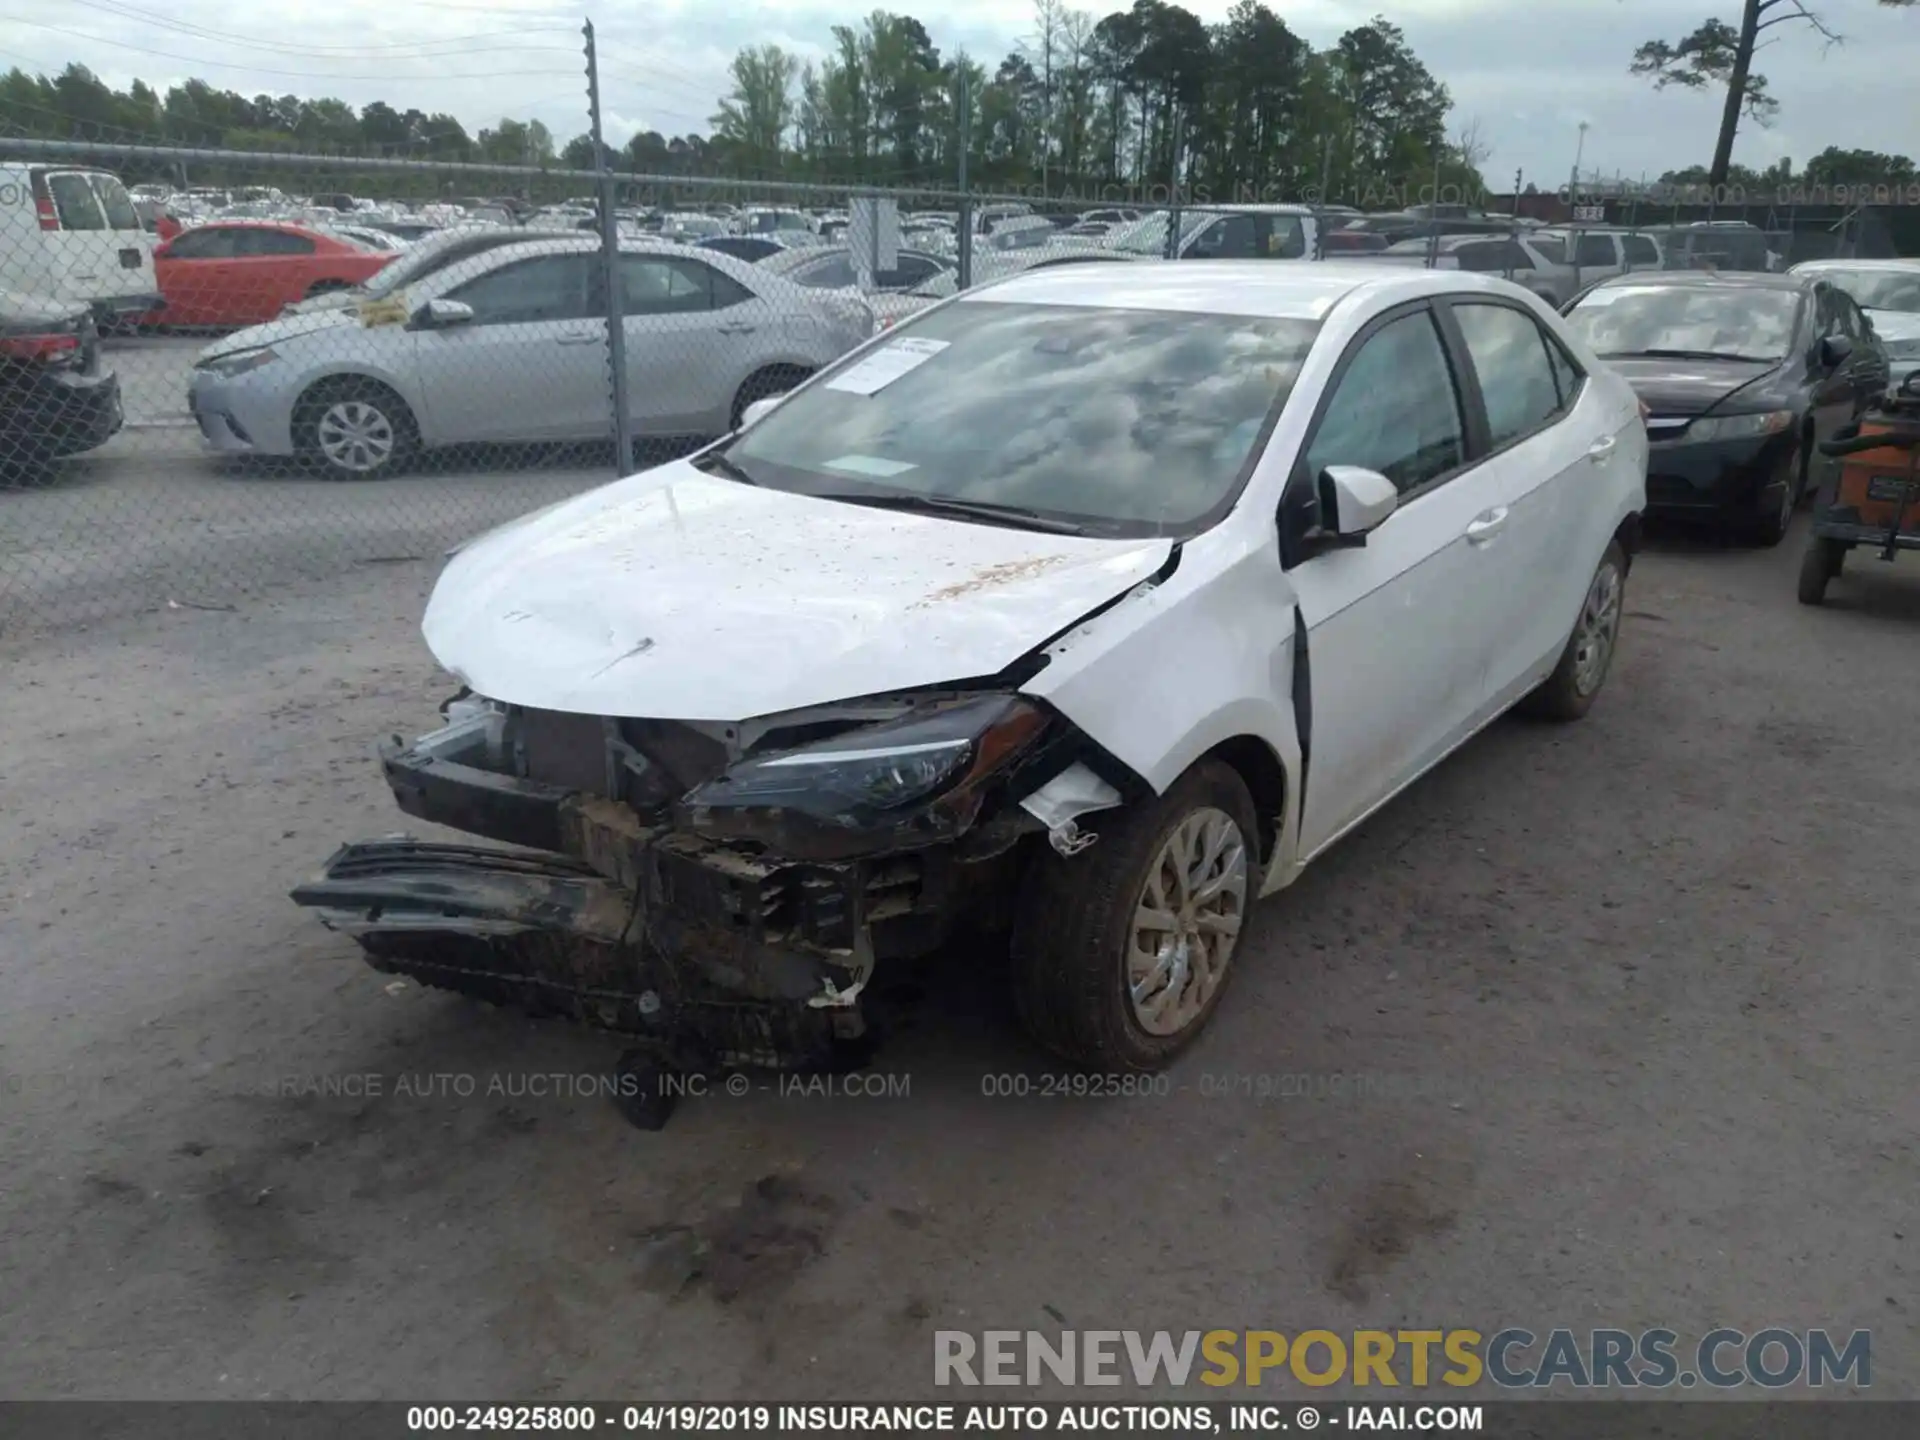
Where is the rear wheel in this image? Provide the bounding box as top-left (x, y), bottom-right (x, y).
top-left (293, 378), bottom-right (419, 480)
top-left (729, 365), bottom-right (812, 432)
top-left (1521, 540), bottom-right (1627, 721)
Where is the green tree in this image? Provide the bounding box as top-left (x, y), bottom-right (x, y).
top-left (1633, 0), bottom-right (1919, 189)
top-left (1803, 147), bottom-right (1916, 189)
top-left (710, 43), bottom-right (799, 173)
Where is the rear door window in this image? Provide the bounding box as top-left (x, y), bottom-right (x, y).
top-left (1575, 233), bottom-right (1617, 268)
top-left (46, 172), bottom-right (107, 230)
top-left (1624, 234), bottom-right (1660, 266)
top-left (165, 226), bottom-right (241, 259)
top-left (238, 229), bottom-right (317, 257)
top-left (89, 174), bottom-right (142, 231)
top-left (1265, 215), bottom-right (1308, 259)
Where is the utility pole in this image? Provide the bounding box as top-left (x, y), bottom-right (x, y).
top-left (1426, 149), bottom-right (1443, 269)
top-left (1164, 109), bottom-right (1184, 260)
top-left (584, 19), bottom-right (632, 476)
top-left (1625, 173), bottom-right (1644, 271)
top-left (956, 68), bottom-right (973, 289)
top-left (1568, 121), bottom-right (1589, 212)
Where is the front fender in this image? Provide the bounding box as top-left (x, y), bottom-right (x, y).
top-left (1020, 528), bottom-right (1302, 869)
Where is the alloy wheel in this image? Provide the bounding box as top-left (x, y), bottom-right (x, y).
top-left (316, 399), bottom-right (396, 474)
top-left (1573, 559), bottom-right (1623, 697)
top-left (1127, 806), bottom-right (1249, 1037)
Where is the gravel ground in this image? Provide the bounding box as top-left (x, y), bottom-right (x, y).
top-left (1, 517), bottom-right (1915, 1402)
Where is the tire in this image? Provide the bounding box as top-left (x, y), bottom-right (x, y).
top-left (293, 378), bottom-right (419, 480)
top-left (1745, 446), bottom-right (1802, 547)
top-left (729, 365), bottom-right (812, 432)
top-left (1520, 539), bottom-right (1628, 722)
top-left (0, 457), bottom-right (55, 490)
top-left (1009, 760), bottom-right (1260, 1072)
top-left (1797, 537), bottom-right (1845, 605)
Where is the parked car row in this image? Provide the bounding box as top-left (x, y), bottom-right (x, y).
top-left (185, 236), bottom-right (878, 478)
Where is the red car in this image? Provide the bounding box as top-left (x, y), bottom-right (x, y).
top-left (147, 221), bottom-right (390, 328)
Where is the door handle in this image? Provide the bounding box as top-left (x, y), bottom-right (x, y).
top-left (1465, 507), bottom-right (1509, 545)
top-left (716, 321), bottom-right (757, 334)
top-left (1587, 434), bottom-right (1618, 463)
top-left (554, 333), bottom-right (601, 345)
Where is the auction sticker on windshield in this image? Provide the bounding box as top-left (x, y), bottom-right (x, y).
top-left (826, 337), bottom-right (949, 395)
top-left (822, 455), bottom-right (918, 477)
top-left (1571, 287), bottom-right (1663, 306)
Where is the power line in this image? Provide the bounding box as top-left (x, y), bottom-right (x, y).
top-left (0, 15), bottom-right (582, 80)
top-left (61, 0), bottom-right (576, 55)
top-left (415, 0), bottom-right (578, 14)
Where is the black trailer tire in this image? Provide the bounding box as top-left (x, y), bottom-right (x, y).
top-left (1009, 760), bottom-right (1259, 1072)
top-left (1797, 537), bottom-right (1844, 605)
top-left (612, 1050), bottom-right (679, 1131)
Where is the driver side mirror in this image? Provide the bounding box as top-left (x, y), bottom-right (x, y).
top-left (739, 394), bottom-right (786, 429)
top-left (1319, 465), bottom-right (1398, 543)
top-left (411, 297), bottom-right (474, 330)
top-left (1819, 333), bottom-right (1854, 368)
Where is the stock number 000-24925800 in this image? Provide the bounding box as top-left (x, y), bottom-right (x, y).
top-left (407, 1406), bottom-right (779, 1432)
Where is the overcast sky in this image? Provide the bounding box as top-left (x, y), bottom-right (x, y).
top-left (11, 0), bottom-right (1920, 189)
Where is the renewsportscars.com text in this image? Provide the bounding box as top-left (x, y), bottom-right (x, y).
top-left (934, 1329), bottom-right (1870, 1389)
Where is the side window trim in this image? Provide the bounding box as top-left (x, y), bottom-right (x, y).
top-left (1434, 295), bottom-right (1582, 461)
top-left (1279, 300), bottom-right (1477, 569)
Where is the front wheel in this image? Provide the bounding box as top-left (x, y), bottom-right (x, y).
top-left (1009, 761), bottom-right (1259, 1072)
top-left (293, 379), bottom-right (418, 480)
top-left (1520, 539), bottom-right (1627, 721)
top-left (1746, 446), bottom-right (1804, 547)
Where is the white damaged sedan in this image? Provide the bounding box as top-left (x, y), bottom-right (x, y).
top-left (292, 261), bottom-right (1647, 1107)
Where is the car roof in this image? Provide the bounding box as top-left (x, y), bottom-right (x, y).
top-left (1180, 202), bottom-right (1316, 217)
top-left (1791, 257), bottom-right (1920, 273)
top-left (957, 259), bottom-right (1531, 319)
top-left (1589, 269), bottom-right (1806, 292)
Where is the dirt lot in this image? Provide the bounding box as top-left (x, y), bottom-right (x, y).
top-left (2, 520), bottom-right (1916, 1401)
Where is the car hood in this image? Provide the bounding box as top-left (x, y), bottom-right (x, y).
top-left (423, 462), bottom-right (1175, 720)
top-left (0, 289), bottom-right (89, 327)
top-left (1867, 309), bottom-right (1920, 345)
top-left (282, 286), bottom-right (368, 316)
top-left (198, 305), bottom-right (372, 359)
top-left (1602, 356), bottom-right (1780, 416)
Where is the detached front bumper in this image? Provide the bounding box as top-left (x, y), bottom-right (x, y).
top-left (6, 367), bottom-right (123, 462)
top-left (291, 717), bottom-right (952, 1070)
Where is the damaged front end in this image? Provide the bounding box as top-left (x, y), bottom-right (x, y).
top-left (291, 686), bottom-right (1133, 1073)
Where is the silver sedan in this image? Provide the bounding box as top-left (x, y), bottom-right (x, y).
top-left (186, 237), bottom-right (877, 478)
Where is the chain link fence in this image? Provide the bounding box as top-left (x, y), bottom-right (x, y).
top-left (1, 132), bottom-right (1908, 634)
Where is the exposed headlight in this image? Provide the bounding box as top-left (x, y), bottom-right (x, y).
top-left (681, 694), bottom-right (1051, 855)
top-left (1687, 410), bottom-right (1793, 443)
top-left (197, 346), bottom-right (279, 377)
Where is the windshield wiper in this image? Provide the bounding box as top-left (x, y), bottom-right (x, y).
top-left (693, 450), bottom-right (760, 485)
top-left (811, 490), bottom-right (1089, 534)
top-left (1609, 348), bottom-right (1776, 363)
